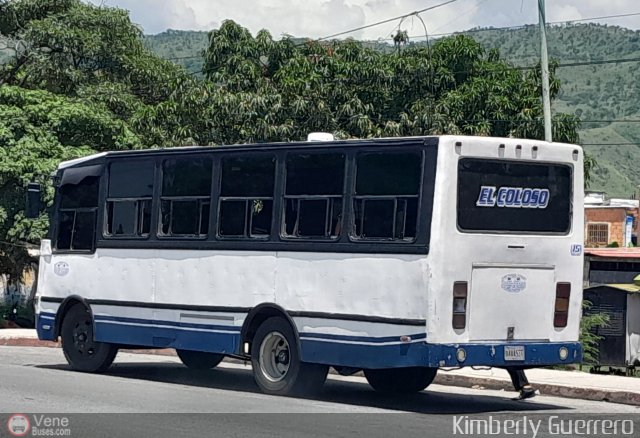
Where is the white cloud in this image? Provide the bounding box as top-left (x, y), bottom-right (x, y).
top-left (90, 0), bottom-right (640, 37)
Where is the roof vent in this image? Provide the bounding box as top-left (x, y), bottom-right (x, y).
top-left (307, 132), bottom-right (334, 142)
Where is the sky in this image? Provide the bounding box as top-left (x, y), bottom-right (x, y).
top-left (86, 0), bottom-right (640, 39)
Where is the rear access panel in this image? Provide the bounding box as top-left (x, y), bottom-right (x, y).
top-left (468, 265), bottom-right (555, 342)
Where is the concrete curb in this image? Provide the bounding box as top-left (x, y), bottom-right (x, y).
top-left (2, 337), bottom-right (639, 406)
top-left (0, 338), bottom-right (59, 348)
top-left (434, 373), bottom-right (640, 407)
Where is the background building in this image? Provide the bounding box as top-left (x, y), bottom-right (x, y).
top-left (584, 192), bottom-right (639, 247)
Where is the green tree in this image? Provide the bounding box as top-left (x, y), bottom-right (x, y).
top-left (0, 85), bottom-right (141, 278)
top-left (0, 0), bottom-right (193, 279)
top-left (201, 21), bottom-right (581, 144)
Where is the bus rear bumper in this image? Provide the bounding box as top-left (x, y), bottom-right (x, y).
top-left (300, 338), bottom-right (582, 369)
top-left (426, 341), bottom-right (582, 368)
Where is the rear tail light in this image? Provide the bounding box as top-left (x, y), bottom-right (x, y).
top-left (452, 282), bottom-right (468, 329)
top-left (554, 282), bottom-right (571, 328)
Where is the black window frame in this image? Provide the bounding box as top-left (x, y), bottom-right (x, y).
top-left (280, 151), bottom-right (347, 242)
top-left (53, 168), bottom-right (102, 254)
top-left (103, 160), bottom-right (155, 240)
top-left (89, 137), bottom-right (438, 255)
top-left (158, 156), bottom-right (214, 240)
top-left (217, 153), bottom-right (276, 240)
top-left (349, 148), bottom-right (425, 244)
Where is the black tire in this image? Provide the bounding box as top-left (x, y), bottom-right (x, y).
top-left (251, 316), bottom-right (328, 396)
top-left (364, 367), bottom-right (438, 394)
top-left (61, 303), bottom-right (118, 373)
top-left (176, 350), bottom-right (224, 370)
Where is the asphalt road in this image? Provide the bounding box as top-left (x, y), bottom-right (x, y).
top-left (0, 347), bottom-right (638, 438)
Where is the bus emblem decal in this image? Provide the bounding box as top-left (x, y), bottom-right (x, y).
top-left (54, 262), bottom-right (69, 277)
top-left (476, 186), bottom-right (550, 208)
top-left (501, 274), bottom-right (526, 293)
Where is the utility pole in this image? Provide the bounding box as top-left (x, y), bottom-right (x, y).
top-left (538, 0), bottom-right (552, 142)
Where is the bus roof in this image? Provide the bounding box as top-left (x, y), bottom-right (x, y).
top-left (56, 135), bottom-right (579, 170)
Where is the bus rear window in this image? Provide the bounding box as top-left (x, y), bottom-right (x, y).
top-left (457, 158), bottom-right (572, 234)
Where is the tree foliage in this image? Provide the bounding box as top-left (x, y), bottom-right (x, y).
top-left (0, 1), bottom-right (584, 278)
top-left (580, 300), bottom-right (610, 365)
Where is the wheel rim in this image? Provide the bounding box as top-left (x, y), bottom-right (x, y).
top-left (259, 331), bottom-right (290, 382)
top-left (71, 318), bottom-right (95, 356)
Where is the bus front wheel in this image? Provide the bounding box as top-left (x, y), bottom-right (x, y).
top-left (60, 303), bottom-right (118, 373)
top-left (364, 367), bottom-right (438, 394)
top-left (251, 316), bottom-right (328, 396)
top-left (176, 350), bottom-right (224, 370)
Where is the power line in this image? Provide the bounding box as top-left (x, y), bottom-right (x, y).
top-left (581, 120), bottom-right (640, 123)
top-left (551, 11), bottom-right (640, 25)
top-left (556, 57), bottom-right (640, 68)
top-left (384, 11), bottom-right (640, 41)
top-left (0, 240), bottom-right (36, 249)
top-left (315, 0), bottom-right (461, 41)
top-left (582, 142), bottom-right (640, 146)
top-left (187, 53), bottom-right (640, 78)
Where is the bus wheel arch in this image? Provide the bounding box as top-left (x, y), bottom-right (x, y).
top-left (55, 295), bottom-right (93, 338)
top-left (240, 303), bottom-right (300, 356)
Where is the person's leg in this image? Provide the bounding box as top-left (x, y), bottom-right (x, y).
top-left (506, 368), bottom-right (536, 399)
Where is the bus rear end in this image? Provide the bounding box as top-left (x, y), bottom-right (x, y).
top-left (426, 136), bottom-right (583, 368)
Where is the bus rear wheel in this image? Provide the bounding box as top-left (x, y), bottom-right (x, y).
top-left (364, 367), bottom-right (437, 394)
top-left (61, 303), bottom-right (118, 373)
top-left (251, 316), bottom-right (328, 396)
top-left (176, 350), bottom-right (224, 370)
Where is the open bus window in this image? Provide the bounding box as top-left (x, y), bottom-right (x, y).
top-left (218, 155), bottom-right (275, 238)
top-left (106, 161), bottom-right (154, 238)
top-left (352, 151), bottom-right (422, 241)
top-left (56, 173), bottom-right (100, 251)
top-left (159, 157), bottom-right (212, 237)
top-left (283, 153), bottom-right (345, 239)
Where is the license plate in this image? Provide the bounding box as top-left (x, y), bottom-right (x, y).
top-left (504, 346), bottom-right (525, 361)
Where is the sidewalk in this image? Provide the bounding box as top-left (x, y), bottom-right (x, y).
top-left (434, 366), bottom-right (640, 406)
top-left (2, 328), bottom-right (639, 406)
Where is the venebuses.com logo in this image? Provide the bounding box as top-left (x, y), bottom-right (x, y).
top-left (7, 414), bottom-right (30, 437)
top-left (6, 414), bottom-right (71, 437)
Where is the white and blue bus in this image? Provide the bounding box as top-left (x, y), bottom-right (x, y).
top-left (33, 135), bottom-right (584, 395)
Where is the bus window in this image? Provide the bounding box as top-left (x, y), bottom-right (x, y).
top-left (106, 161), bottom-right (154, 237)
top-left (457, 159), bottom-right (572, 234)
top-left (283, 153), bottom-right (345, 239)
top-left (352, 151), bottom-right (422, 241)
top-left (160, 157), bottom-right (212, 237)
top-left (219, 155), bottom-right (275, 238)
top-left (56, 172), bottom-right (100, 251)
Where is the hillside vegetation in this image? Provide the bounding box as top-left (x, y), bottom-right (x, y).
top-left (145, 23), bottom-right (640, 196)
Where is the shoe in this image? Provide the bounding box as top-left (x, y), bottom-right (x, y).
top-left (512, 387), bottom-right (536, 400)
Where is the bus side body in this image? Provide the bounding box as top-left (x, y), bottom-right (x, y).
top-left (34, 135), bottom-right (583, 372)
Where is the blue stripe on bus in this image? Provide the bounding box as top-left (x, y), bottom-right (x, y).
top-left (38, 311), bottom-right (425, 346)
top-left (94, 321), bottom-right (241, 354)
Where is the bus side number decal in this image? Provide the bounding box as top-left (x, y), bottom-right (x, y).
top-left (476, 186), bottom-right (550, 209)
